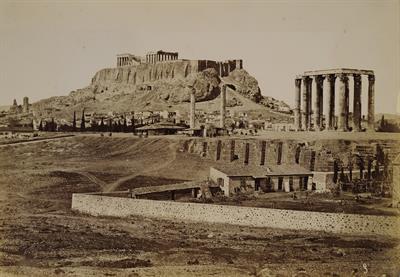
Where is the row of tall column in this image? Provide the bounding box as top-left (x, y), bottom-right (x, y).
top-left (146, 53), bottom-right (178, 64)
top-left (294, 74), bottom-right (375, 132)
top-left (117, 56), bottom-right (130, 67)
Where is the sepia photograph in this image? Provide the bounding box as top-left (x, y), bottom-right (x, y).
top-left (0, 0), bottom-right (399, 276)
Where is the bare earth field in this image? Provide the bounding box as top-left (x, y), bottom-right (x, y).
top-left (0, 135), bottom-right (399, 276)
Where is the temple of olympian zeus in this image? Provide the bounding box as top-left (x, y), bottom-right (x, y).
top-left (294, 68), bottom-right (375, 132)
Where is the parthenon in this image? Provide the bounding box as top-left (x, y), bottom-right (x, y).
top-left (146, 50), bottom-right (178, 64)
top-left (294, 69), bottom-right (375, 132)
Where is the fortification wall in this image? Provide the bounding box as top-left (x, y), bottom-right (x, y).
top-left (72, 193), bottom-right (400, 237)
top-left (91, 59), bottom-right (243, 86)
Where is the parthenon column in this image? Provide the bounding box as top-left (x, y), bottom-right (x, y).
top-left (353, 74), bottom-right (362, 131)
top-left (294, 78), bottom-right (302, 131)
top-left (301, 76), bottom-right (310, 130)
top-left (337, 73), bottom-right (349, 131)
top-left (368, 75), bottom-right (375, 131)
top-left (313, 75), bottom-right (324, 131)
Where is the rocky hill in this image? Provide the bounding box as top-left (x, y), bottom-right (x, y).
top-left (32, 61), bottom-right (291, 120)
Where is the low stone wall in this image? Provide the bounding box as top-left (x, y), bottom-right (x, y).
top-left (72, 193), bottom-right (400, 238)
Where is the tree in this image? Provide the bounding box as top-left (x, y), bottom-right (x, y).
top-left (100, 117), bottom-right (105, 132)
top-left (38, 120), bottom-right (43, 131)
top-left (72, 111), bottom-right (76, 132)
top-left (51, 117), bottom-right (56, 132)
top-left (123, 117), bottom-right (127, 132)
top-left (379, 115), bottom-right (386, 130)
top-left (80, 109), bottom-right (85, 131)
top-left (131, 115), bottom-right (135, 133)
top-left (108, 118), bottom-right (112, 133)
top-left (333, 160), bottom-right (339, 184)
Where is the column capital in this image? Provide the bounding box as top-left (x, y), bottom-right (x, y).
top-left (337, 73), bottom-right (349, 82)
top-left (368, 75), bottom-right (375, 82)
top-left (353, 74), bottom-right (362, 84)
top-left (314, 75), bottom-right (325, 85)
top-left (295, 78), bottom-right (302, 86)
top-left (302, 76), bottom-right (311, 82)
top-left (324, 74), bottom-right (336, 83)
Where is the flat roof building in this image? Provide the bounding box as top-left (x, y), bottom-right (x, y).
top-left (209, 164), bottom-right (313, 196)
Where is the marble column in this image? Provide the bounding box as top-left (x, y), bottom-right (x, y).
top-left (368, 75), bottom-right (375, 131)
top-left (325, 75), bottom-right (336, 130)
top-left (313, 75), bottom-right (324, 131)
top-left (302, 76), bottom-right (311, 130)
top-left (190, 87), bottom-right (196, 129)
top-left (220, 84), bottom-right (226, 128)
top-left (294, 78), bottom-right (302, 131)
top-left (307, 79), bottom-right (313, 129)
top-left (353, 74), bottom-right (362, 131)
top-left (345, 78), bottom-right (350, 130)
top-left (337, 74), bottom-right (349, 131)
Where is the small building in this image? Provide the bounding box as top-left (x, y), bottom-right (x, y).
top-left (209, 164), bottom-right (313, 196)
top-left (0, 126), bottom-right (36, 139)
top-left (136, 122), bottom-right (185, 135)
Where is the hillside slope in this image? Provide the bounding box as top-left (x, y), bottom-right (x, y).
top-left (31, 64), bottom-right (291, 121)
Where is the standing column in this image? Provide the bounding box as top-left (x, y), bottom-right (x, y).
top-left (368, 75), bottom-right (375, 131)
top-left (325, 74), bottom-right (336, 130)
top-left (301, 76), bottom-right (310, 130)
top-left (313, 75), bottom-right (324, 131)
top-left (220, 84), bottom-right (226, 128)
top-left (345, 78), bottom-right (350, 130)
top-left (307, 78), bottom-right (313, 129)
top-left (337, 74), bottom-right (349, 131)
top-left (190, 87), bottom-right (196, 129)
top-left (294, 78), bottom-right (302, 131)
top-left (353, 74), bottom-right (362, 131)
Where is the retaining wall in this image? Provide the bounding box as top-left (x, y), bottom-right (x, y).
top-left (72, 193), bottom-right (400, 238)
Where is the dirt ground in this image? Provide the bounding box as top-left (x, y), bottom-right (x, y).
top-left (0, 135), bottom-right (399, 276)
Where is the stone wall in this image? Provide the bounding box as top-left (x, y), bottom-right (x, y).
top-left (72, 193), bottom-right (400, 237)
top-left (185, 138), bottom-right (397, 175)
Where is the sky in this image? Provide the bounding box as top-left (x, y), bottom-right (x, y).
top-left (0, 0), bottom-right (399, 114)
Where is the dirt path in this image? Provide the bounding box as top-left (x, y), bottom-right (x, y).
top-left (0, 134), bottom-right (75, 147)
top-left (103, 141), bottom-right (179, 192)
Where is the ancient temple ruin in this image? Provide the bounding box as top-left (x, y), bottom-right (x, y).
top-left (294, 69), bottom-right (375, 132)
top-left (145, 50), bottom-right (178, 64)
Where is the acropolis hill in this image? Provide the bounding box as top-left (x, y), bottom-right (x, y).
top-left (32, 50), bottom-right (290, 120)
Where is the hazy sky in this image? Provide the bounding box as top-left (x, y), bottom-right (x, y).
top-left (1, 0), bottom-right (399, 114)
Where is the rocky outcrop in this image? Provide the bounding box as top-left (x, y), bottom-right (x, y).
top-left (223, 69), bottom-right (262, 103)
top-left (32, 59), bottom-right (290, 119)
